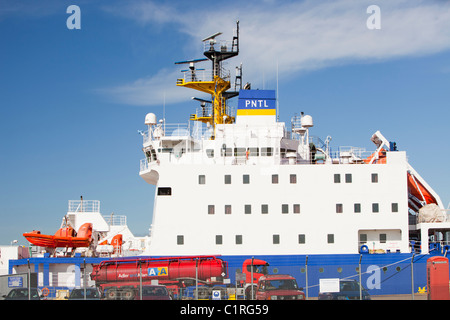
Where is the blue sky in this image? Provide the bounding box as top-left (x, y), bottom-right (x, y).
top-left (0, 0), bottom-right (449, 245)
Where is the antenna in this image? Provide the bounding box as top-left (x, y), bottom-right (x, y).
top-left (202, 32), bottom-right (223, 42)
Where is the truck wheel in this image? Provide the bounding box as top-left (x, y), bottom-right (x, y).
top-left (196, 287), bottom-right (211, 300)
top-left (122, 289), bottom-right (135, 300)
top-left (106, 289), bottom-right (118, 300)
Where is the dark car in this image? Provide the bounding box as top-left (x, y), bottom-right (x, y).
top-left (67, 288), bottom-right (101, 300)
top-left (137, 285), bottom-right (171, 300)
top-left (103, 285), bottom-right (172, 300)
top-left (318, 279), bottom-right (371, 300)
top-left (2, 288), bottom-right (42, 300)
top-left (256, 274), bottom-right (305, 300)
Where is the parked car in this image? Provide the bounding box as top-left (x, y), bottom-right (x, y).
top-left (66, 288), bottom-right (101, 300)
top-left (318, 279), bottom-right (371, 300)
top-left (256, 274), bottom-right (305, 300)
top-left (2, 288), bottom-right (42, 300)
top-left (138, 285), bottom-right (172, 300)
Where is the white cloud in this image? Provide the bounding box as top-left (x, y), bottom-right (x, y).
top-left (103, 0), bottom-right (450, 106)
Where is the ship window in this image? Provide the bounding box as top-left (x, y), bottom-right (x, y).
top-left (345, 174), bottom-right (352, 183)
top-left (245, 205), bottom-right (251, 214)
top-left (360, 233), bottom-right (367, 244)
top-left (243, 174), bottom-right (250, 184)
top-left (372, 203), bottom-right (379, 213)
top-left (336, 203), bottom-right (343, 213)
top-left (224, 175), bottom-right (231, 184)
top-left (290, 174), bottom-right (297, 184)
top-left (234, 147), bottom-right (246, 157)
top-left (261, 204), bottom-right (269, 214)
top-left (327, 234), bottom-right (335, 244)
top-left (272, 174), bottom-right (278, 184)
top-left (380, 233), bottom-right (387, 243)
top-left (334, 174), bottom-right (341, 183)
top-left (236, 235), bottom-right (243, 245)
top-left (391, 203), bottom-right (398, 212)
top-left (225, 205), bottom-right (232, 214)
top-left (293, 204), bottom-right (300, 214)
top-left (282, 204), bottom-right (289, 214)
top-left (198, 175), bottom-right (206, 184)
top-left (298, 234), bottom-right (305, 244)
top-left (249, 147), bottom-right (259, 156)
top-left (273, 234), bottom-right (280, 244)
top-left (206, 149), bottom-right (214, 158)
top-left (354, 203), bottom-right (361, 213)
top-left (216, 235), bottom-right (223, 245)
top-left (261, 147), bottom-right (273, 156)
top-left (157, 187), bottom-right (172, 196)
top-left (177, 235), bottom-right (184, 245)
top-left (221, 148), bottom-right (232, 157)
top-left (208, 205), bottom-right (215, 215)
top-left (371, 173), bottom-right (378, 183)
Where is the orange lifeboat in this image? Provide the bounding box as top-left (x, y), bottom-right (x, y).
top-left (23, 223), bottom-right (93, 248)
top-left (407, 172), bottom-right (437, 206)
top-left (364, 148), bottom-right (387, 164)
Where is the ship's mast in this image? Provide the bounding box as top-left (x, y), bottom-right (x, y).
top-left (175, 21), bottom-right (241, 139)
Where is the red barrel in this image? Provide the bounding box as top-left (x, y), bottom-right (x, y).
top-left (91, 256), bottom-right (227, 284)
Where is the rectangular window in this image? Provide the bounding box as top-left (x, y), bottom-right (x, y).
top-left (234, 147), bottom-right (246, 157)
top-left (261, 147), bottom-right (273, 156)
top-left (293, 204), bottom-right (301, 214)
top-left (235, 235), bottom-right (243, 245)
top-left (224, 175), bottom-right (231, 184)
top-left (345, 173), bottom-right (352, 183)
top-left (273, 234), bottom-right (280, 244)
top-left (282, 204), bottom-right (289, 214)
top-left (225, 205), bottom-right (232, 214)
top-left (298, 234), bottom-right (305, 244)
top-left (354, 203), bottom-right (361, 213)
top-left (360, 233), bottom-right (367, 244)
top-left (249, 147), bottom-right (259, 156)
top-left (208, 205), bottom-right (215, 215)
top-left (221, 148), bottom-right (232, 157)
top-left (391, 203), bottom-right (399, 212)
top-left (216, 235), bottom-right (223, 245)
top-left (261, 204), bottom-right (269, 214)
top-left (206, 149), bottom-right (214, 158)
top-left (290, 174), bottom-right (297, 184)
top-left (336, 203), bottom-right (343, 213)
top-left (380, 233), bottom-right (387, 243)
top-left (157, 187), bottom-right (172, 196)
top-left (198, 175), bottom-right (205, 185)
top-left (177, 235), bottom-right (184, 245)
top-left (327, 234), bottom-right (335, 244)
top-left (371, 173), bottom-right (378, 183)
top-left (243, 174), bottom-right (250, 184)
top-left (334, 174), bottom-right (341, 183)
top-left (272, 174), bottom-right (278, 184)
top-left (245, 204), bottom-right (252, 214)
top-left (372, 203), bottom-right (379, 213)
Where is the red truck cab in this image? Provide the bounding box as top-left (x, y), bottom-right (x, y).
top-left (256, 274), bottom-right (305, 300)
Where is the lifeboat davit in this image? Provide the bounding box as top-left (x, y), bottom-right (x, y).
top-left (23, 223), bottom-right (93, 248)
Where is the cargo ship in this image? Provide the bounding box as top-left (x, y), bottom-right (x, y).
top-left (5, 21), bottom-right (449, 299)
top-left (137, 21), bottom-right (450, 297)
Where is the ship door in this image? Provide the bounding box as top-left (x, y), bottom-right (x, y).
top-left (426, 256), bottom-right (450, 300)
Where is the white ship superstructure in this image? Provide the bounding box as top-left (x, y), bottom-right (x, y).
top-left (139, 22), bottom-right (448, 257)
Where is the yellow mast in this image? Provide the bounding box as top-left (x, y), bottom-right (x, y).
top-left (175, 21), bottom-right (241, 138)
